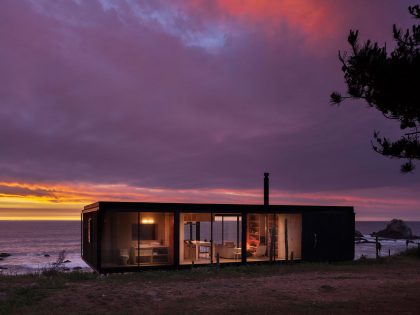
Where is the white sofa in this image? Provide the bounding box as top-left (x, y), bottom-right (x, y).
top-left (215, 243), bottom-right (238, 259)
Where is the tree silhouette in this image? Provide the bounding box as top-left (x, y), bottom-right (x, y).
top-left (331, 5), bottom-right (420, 173)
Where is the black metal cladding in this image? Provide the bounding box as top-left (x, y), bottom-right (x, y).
top-left (82, 201), bottom-right (355, 273)
top-left (301, 211), bottom-right (354, 262)
top-left (173, 212), bottom-right (180, 266)
top-left (82, 210), bottom-right (99, 271)
top-left (84, 201), bottom-right (353, 214)
top-left (264, 173), bottom-right (269, 206)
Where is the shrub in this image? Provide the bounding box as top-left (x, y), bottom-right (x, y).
top-left (41, 250), bottom-right (67, 277)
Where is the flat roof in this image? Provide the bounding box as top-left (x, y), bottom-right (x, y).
top-left (83, 201), bottom-right (354, 214)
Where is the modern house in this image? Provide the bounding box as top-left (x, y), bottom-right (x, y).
top-left (81, 174), bottom-right (355, 273)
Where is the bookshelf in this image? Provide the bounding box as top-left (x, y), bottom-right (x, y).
top-left (248, 214), bottom-right (261, 247)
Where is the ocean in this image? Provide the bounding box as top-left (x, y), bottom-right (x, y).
top-left (355, 221), bottom-right (420, 259)
top-left (0, 221), bottom-right (88, 274)
top-left (1, 221), bottom-right (419, 274)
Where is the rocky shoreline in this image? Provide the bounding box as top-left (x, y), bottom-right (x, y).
top-left (0, 251), bottom-right (90, 274)
top-left (355, 219), bottom-right (420, 244)
top-left (371, 219), bottom-right (418, 239)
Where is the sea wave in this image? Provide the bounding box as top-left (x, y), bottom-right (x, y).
top-left (355, 235), bottom-right (420, 259)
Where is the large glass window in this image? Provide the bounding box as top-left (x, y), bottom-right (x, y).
top-left (180, 213), bottom-right (243, 265)
top-left (101, 211), bottom-right (138, 268)
top-left (101, 211), bottom-right (174, 269)
top-left (213, 214), bottom-right (242, 263)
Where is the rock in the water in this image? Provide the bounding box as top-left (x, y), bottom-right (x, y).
top-left (372, 219), bottom-right (413, 239)
top-left (0, 253), bottom-right (11, 258)
top-left (354, 230), bottom-right (369, 243)
top-left (44, 254), bottom-right (50, 257)
top-left (73, 266), bottom-right (82, 270)
top-left (63, 260), bottom-right (71, 263)
top-left (355, 230), bottom-right (363, 238)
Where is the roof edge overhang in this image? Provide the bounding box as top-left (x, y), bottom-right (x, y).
top-left (82, 201), bottom-right (354, 214)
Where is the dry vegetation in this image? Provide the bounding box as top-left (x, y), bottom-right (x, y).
top-left (1, 250), bottom-right (420, 315)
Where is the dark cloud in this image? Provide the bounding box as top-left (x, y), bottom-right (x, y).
top-left (0, 185), bottom-right (53, 198)
top-left (0, 0), bottom-right (418, 201)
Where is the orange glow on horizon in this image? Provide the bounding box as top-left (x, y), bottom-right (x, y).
top-left (0, 216), bottom-right (80, 221)
top-left (1, 180), bottom-right (419, 221)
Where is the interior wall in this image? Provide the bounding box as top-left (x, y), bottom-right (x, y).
top-left (139, 212), bottom-right (162, 244)
top-left (277, 214), bottom-right (302, 260)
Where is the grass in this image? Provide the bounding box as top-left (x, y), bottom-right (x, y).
top-left (0, 286), bottom-right (46, 315)
top-left (0, 271), bottom-right (98, 315)
top-left (0, 251), bottom-right (419, 314)
top-left (400, 246), bottom-right (420, 259)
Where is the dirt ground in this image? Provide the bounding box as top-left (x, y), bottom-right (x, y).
top-left (1, 254), bottom-right (420, 314)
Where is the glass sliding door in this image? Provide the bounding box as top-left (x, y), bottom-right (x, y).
top-left (180, 213), bottom-right (212, 265)
top-left (179, 212), bottom-right (243, 265)
top-left (213, 214), bottom-right (242, 263)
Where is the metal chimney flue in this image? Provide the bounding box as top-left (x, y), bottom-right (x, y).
top-left (264, 172), bottom-right (269, 206)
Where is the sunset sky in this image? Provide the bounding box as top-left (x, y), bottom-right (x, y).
top-left (1, 0), bottom-right (419, 221)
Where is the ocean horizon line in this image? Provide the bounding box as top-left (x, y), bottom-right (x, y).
top-left (1, 219), bottom-right (420, 222)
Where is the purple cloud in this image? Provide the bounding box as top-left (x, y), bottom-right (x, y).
top-left (0, 0), bottom-right (419, 219)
